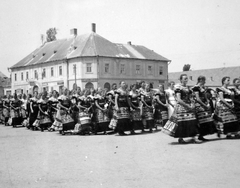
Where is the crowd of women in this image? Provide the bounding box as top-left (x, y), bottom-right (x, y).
top-left (0, 75), bottom-right (240, 144)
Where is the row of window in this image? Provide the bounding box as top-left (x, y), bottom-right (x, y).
top-left (14, 63), bottom-right (163, 81)
top-left (104, 63), bottom-right (163, 75)
top-left (14, 63), bottom-right (93, 82)
top-left (14, 66), bottom-right (63, 81)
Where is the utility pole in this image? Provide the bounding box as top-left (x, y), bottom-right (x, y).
top-left (74, 64), bottom-right (77, 90)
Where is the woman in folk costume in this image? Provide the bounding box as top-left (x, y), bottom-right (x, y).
top-left (25, 94), bottom-right (32, 128)
top-left (0, 96), bottom-right (4, 124)
top-left (138, 81), bottom-right (146, 94)
top-left (57, 88), bottom-right (75, 135)
top-left (3, 95), bottom-right (10, 126)
top-left (114, 81), bottom-right (131, 135)
top-left (10, 93), bottom-right (23, 128)
top-left (162, 74), bottom-right (200, 144)
top-left (214, 77), bottom-right (240, 138)
top-left (128, 84), bottom-right (144, 133)
top-left (231, 78), bottom-right (240, 123)
top-left (29, 91), bottom-right (39, 130)
top-left (154, 84), bottom-right (169, 128)
top-left (38, 92), bottom-right (52, 132)
top-left (192, 76), bottom-right (217, 141)
top-left (141, 83), bottom-right (155, 133)
top-left (165, 81), bottom-right (177, 119)
top-left (48, 90), bottom-right (59, 131)
top-left (20, 94), bottom-right (28, 125)
top-left (107, 83), bottom-right (117, 130)
top-left (205, 89), bottom-right (217, 114)
top-left (70, 93), bottom-right (80, 128)
top-left (76, 89), bottom-right (93, 135)
top-left (93, 88), bottom-right (111, 134)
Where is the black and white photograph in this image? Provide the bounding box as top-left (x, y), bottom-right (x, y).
top-left (0, 0), bottom-right (240, 187)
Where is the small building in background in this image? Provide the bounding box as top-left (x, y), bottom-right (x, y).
top-left (168, 66), bottom-right (240, 89)
top-left (0, 71), bottom-right (11, 96)
top-left (9, 24), bottom-right (170, 94)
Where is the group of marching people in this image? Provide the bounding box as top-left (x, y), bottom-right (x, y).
top-left (162, 74), bottom-right (240, 143)
top-left (0, 81), bottom-right (167, 136)
top-left (0, 75), bottom-right (240, 143)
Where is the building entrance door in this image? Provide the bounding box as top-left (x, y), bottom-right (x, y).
top-left (33, 85), bottom-right (39, 93)
top-left (104, 82), bottom-right (110, 92)
top-left (85, 82), bottom-right (93, 89)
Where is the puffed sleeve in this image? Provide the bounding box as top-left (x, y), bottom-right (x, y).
top-left (107, 90), bottom-right (114, 97)
top-left (57, 96), bottom-right (63, 104)
top-left (216, 87), bottom-right (223, 94)
top-left (155, 92), bottom-right (160, 97)
top-left (229, 88), bottom-right (236, 94)
top-left (114, 90), bottom-right (120, 95)
top-left (192, 85), bottom-right (200, 93)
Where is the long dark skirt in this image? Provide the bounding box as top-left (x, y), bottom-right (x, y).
top-left (214, 101), bottom-right (240, 134)
top-left (195, 103), bottom-right (216, 136)
top-left (116, 107), bottom-right (132, 132)
top-left (154, 108), bottom-right (168, 127)
top-left (39, 115), bottom-right (52, 131)
top-left (131, 108), bottom-right (144, 130)
top-left (162, 104), bottom-right (199, 138)
top-left (62, 113), bottom-right (75, 131)
top-left (94, 109), bottom-right (110, 134)
top-left (11, 110), bottom-right (23, 127)
top-left (143, 107), bottom-right (154, 130)
top-left (234, 103), bottom-right (240, 123)
top-left (0, 109), bottom-right (4, 124)
top-left (29, 111), bottom-right (38, 127)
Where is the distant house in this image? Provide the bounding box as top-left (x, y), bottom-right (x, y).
top-left (9, 24), bottom-right (170, 94)
top-left (168, 66), bottom-right (240, 89)
top-left (0, 71), bottom-right (11, 96)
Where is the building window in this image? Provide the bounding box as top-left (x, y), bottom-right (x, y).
top-left (51, 67), bottom-right (54, 77)
top-left (26, 72), bottom-right (28, 80)
top-left (21, 72), bottom-right (23, 81)
top-left (120, 64), bottom-right (125, 74)
top-left (34, 70), bottom-right (38, 79)
top-left (59, 66), bottom-right (62, 76)
top-left (73, 64), bottom-right (77, 74)
top-left (148, 65), bottom-right (152, 75)
top-left (136, 65), bottom-right (140, 75)
top-left (42, 68), bottom-right (46, 78)
top-left (15, 73), bottom-right (17, 81)
top-left (86, 63), bottom-right (92, 73)
top-left (159, 66), bottom-right (163, 75)
top-left (105, 63), bottom-right (109, 73)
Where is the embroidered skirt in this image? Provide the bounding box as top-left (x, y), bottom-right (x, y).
top-left (162, 103), bottom-right (199, 138)
top-left (195, 103), bottom-right (216, 135)
top-left (214, 100), bottom-right (239, 134)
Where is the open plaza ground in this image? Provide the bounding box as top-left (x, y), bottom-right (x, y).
top-left (0, 125), bottom-right (240, 188)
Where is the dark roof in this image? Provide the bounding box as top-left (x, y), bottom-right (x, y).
top-left (0, 71), bottom-right (10, 87)
top-left (168, 66), bottom-right (240, 87)
top-left (11, 32), bottom-right (169, 69)
top-left (0, 71), bottom-right (7, 78)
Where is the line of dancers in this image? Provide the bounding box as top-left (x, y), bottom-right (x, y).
top-left (0, 76), bottom-right (239, 144)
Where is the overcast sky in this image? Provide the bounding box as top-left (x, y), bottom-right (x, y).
top-left (0, 0), bottom-right (240, 77)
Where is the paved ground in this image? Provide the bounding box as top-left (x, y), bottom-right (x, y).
top-left (0, 125), bottom-right (240, 188)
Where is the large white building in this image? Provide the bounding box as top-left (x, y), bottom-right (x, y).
top-left (10, 24), bottom-right (170, 94)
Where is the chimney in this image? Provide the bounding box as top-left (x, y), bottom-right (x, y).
top-left (92, 23), bottom-right (96, 33)
top-left (127, 41), bottom-right (132, 45)
top-left (70, 28), bottom-right (77, 37)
